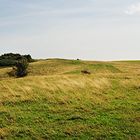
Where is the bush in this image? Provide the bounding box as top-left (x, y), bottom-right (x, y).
top-left (0, 53), bottom-right (33, 67)
top-left (0, 53), bottom-right (21, 60)
top-left (0, 59), bottom-right (17, 66)
top-left (15, 58), bottom-right (29, 77)
top-left (23, 55), bottom-right (32, 62)
top-left (0, 53), bottom-right (33, 77)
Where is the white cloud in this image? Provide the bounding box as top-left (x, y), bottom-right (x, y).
top-left (125, 2), bottom-right (140, 15)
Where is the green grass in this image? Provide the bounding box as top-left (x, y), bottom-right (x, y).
top-left (0, 59), bottom-right (140, 139)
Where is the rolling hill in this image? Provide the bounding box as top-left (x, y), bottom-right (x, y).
top-left (0, 59), bottom-right (140, 139)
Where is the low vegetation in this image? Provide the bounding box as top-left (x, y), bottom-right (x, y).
top-left (15, 58), bottom-right (29, 77)
top-left (0, 59), bottom-right (140, 139)
top-left (0, 53), bottom-right (33, 78)
top-left (0, 53), bottom-right (33, 67)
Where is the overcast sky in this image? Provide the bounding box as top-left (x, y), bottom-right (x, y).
top-left (0, 0), bottom-right (140, 60)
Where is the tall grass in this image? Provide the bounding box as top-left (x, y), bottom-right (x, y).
top-left (0, 59), bottom-right (140, 139)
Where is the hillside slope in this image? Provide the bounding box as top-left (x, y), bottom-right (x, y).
top-left (0, 59), bottom-right (140, 139)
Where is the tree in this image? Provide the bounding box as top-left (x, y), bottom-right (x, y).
top-left (15, 58), bottom-right (29, 77)
top-left (0, 53), bottom-right (33, 67)
top-left (23, 54), bottom-right (32, 62)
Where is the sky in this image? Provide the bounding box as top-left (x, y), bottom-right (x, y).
top-left (0, 0), bottom-right (140, 60)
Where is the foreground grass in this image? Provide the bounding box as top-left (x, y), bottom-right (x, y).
top-left (0, 59), bottom-right (140, 140)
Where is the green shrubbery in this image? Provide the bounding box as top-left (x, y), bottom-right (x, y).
top-left (0, 53), bottom-right (33, 67)
top-left (7, 58), bottom-right (29, 77)
top-left (0, 59), bottom-right (17, 66)
top-left (15, 58), bottom-right (29, 77)
top-left (0, 53), bottom-right (33, 77)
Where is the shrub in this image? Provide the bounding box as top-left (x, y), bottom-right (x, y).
top-left (23, 55), bottom-right (32, 62)
top-left (15, 58), bottom-right (29, 77)
top-left (0, 59), bottom-right (17, 66)
top-left (0, 53), bottom-right (33, 67)
top-left (0, 53), bottom-right (21, 60)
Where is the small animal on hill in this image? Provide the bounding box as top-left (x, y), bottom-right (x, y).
top-left (81, 70), bottom-right (91, 74)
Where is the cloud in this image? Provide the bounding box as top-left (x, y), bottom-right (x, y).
top-left (125, 2), bottom-right (140, 15)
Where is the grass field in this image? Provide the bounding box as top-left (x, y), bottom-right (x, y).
top-left (0, 59), bottom-right (140, 140)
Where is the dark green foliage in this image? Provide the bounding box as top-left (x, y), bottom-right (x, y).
top-left (0, 53), bottom-right (33, 67)
top-left (15, 58), bottom-right (29, 77)
top-left (23, 54), bottom-right (32, 62)
top-left (0, 59), bottom-right (17, 66)
top-left (0, 53), bottom-right (21, 60)
top-left (0, 53), bottom-right (32, 77)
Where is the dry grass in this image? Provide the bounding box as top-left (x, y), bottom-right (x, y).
top-left (0, 59), bottom-right (140, 139)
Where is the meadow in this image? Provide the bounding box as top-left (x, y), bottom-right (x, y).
top-left (0, 59), bottom-right (140, 140)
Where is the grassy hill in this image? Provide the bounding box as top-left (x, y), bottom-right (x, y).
top-left (0, 59), bottom-right (140, 140)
